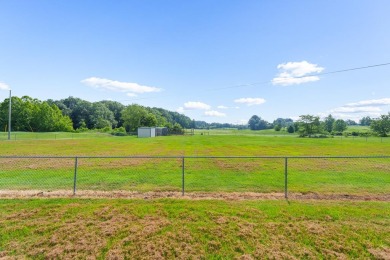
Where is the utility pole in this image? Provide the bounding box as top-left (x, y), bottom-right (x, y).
top-left (8, 90), bottom-right (11, 140)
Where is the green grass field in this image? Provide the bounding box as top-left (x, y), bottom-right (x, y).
top-left (0, 133), bottom-right (389, 195)
top-left (1, 132), bottom-right (389, 258)
top-left (0, 199), bottom-right (389, 259)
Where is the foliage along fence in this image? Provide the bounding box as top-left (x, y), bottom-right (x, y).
top-left (0, 156), bottom-right (389, 198)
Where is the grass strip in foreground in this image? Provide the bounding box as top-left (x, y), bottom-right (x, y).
top-left (0, 199), bottom-right (389, 259)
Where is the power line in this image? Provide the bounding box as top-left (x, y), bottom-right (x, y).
top-left (296, 62), bottom-right (390, 79)
top-left (119, 62), bottom-right (390, 102)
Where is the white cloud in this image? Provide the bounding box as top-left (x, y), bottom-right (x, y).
top-left (204, 110), bottom-right (226, 117)
top-left (344, 98), bottom-right (390, 107)
top-left (126, 93), bottom-right (137, 97)
top-left (0, 82), bottom-right (10, 90)
top-left (272, 61), bottom-right (324, 86)
top-left (272, 76), bottom-right (321, 86)
top-left (177, 107), bottom-right (185, 113)
top-left (330, 106), bottom-right (382, 114)
top-left (183, 101), bottom-right (211, 110)
top-left (81, 77), bottom-right (161, 95)
top-left (235, 119), bottom-right (248, 125)
top-left (234, 97), bottom-right (266, 106)
top-left (217, 105), bottom-right (228, 109)
top-left (320, 97), bottom-right (390, 121)
top-left (217, 105), bottom-right (240, 109)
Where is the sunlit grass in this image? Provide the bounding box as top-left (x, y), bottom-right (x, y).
top-left (0, 133), bottom-right (389, 194)
top-left (0, 199), bottom-right (388, 259)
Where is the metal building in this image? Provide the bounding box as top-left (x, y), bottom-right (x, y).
top-left (137, 127), bottom-right (156, 138)
top-left (156, 127), bottom-right (168, 136)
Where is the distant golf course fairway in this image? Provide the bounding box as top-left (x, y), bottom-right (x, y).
top-left (0, 132), bottom-right (389, 258)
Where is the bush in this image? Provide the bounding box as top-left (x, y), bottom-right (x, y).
top-left (111, 127), bottom-right (127, 136)
top-left (99, 126), bottom-right (112, 133)
top-left (343, 132), bottom-right (351, 137)
top-left (75, 126), bottom-right (89, 133)
top-left (351, 131), bottom-right (359, 136)
top-left (359, 132), bottom-right (372, 137)
top-left (287, 125), bottom-right (295, 133)
top-left (169, 123), bottom-right (184, 135)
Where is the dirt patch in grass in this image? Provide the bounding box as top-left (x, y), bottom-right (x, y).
top-left (368, 247), bottom-right (390, 260)
top-left (0, 197), bottom-right (389, 259)
top-left (0, 190), bottom-right (389, 201)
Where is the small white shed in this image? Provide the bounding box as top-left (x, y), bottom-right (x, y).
top-left (138, 127), bottom-right (156, 138)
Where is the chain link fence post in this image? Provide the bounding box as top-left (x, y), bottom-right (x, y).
top-left (73, 157), bottom-right (78, 195)
top-left (284, 157), bottom-right (288, 199)
top-left (182, 157), bottom-right (185, 196)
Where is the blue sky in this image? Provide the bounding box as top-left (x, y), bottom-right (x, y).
top-left (1, 0), bottom-right (390, 124)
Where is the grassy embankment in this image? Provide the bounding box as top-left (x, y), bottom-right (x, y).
top-left (0, 199), bottom-right (389, 259)
top-left (0, 133), bottom-right (389, 195)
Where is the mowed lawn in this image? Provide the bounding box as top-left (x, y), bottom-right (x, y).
top-left (0, 199), bottom-right (389, 259)
top-left (0, 134), bottom-right (389, 259)
top-left (1, 133), bottom-right (389, 156)
top-left (1, 134), bottom-right (389, 195)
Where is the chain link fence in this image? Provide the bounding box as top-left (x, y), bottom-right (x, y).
top-left (0, 156), bottom-right (389, 198)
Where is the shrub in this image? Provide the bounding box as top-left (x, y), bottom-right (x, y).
top-left (111, 127), bottom-right (127, 136)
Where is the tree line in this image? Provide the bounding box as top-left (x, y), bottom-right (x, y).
top-left (0, 96), bottom-right (193, 134)
top-left (1, 95), bottom-right (389, 137)
top-left (247, 114), bottom-right (390, 137)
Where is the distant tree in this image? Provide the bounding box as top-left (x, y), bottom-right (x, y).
top-left (370, 113), bottom-right (390, 137)
top-left (121, 104), bottom-right (149, 132)
top-left (273, 118), bottom-right (293, 128)
top-left (248, 115), bottom-right (268, 130)
top-left (274, 124), bottom-right (282, 131)
top-left (0, 96), bottom-right (73, 132)
top-left (323, 114), bottom-right (335, 133)
top-left (89, 103), bottom-right (116, 129)
top-left (97, 100), bottom-right (125, 127)
top-left (58, 97), bottom-right (93, 129)
top-left (293, 122), bottom-right (300, 132)
top-left (287, 125), bottom-right (295, 133)
top-left (140, 113), bottom-right (158, 127)
top-left (345, 119), bottom-right (357, 125)
top-left (169, 123), bottom-right (184, 135)
top-left (360, 116), bottom-right (372, 126)
top-left (297, 115), bottom-right (321, 136)
top-left (333, 119), bottom-right (347, 133)
top-left (146, 107), bottom-right (168, 126)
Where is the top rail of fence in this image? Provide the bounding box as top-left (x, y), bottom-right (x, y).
top-left (0, 155), bottom-right (389, 159)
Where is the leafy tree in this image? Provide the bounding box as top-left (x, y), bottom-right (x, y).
top-left (121, 104), bottom-right (149, 132)
top-left (360, 116), bottom-right (372, 126)
top-left (0, 96), bottom-right (73, 132)
top-left (97, 100), bottom-right (125, 127)
top-left (248, 115), bottom-right (269, 130)
top-left (346, 119), bottom-right (357, 125)
top-left (170, 123), bottom-right (184, 135)
top-left (297, 115), bottom-right (321, 136)
top-left (147, 107), bottom-right (168, 126)
top-left (332, 119), bottom-right (347, 133)
top-left (152, 107), bottom-right (192, 128)
top-left (370, 113), bottom-right (390, 137)
top-left (89, 103), bottom-right (116, 129)
top-left (274, 124), bottom-right (282, 131)
top-left (287, 125), bottom-right (295, 133)
top-left (121, 104), bottom-right (161, 132)
top-left (56, 97), bottom-right (93, 129)
top-left (140, 113), bottom-right (158, 127)
top-left (273, 118), bottom-right (293, 128)
top-left (323, 114), bottom-right (335, 133)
